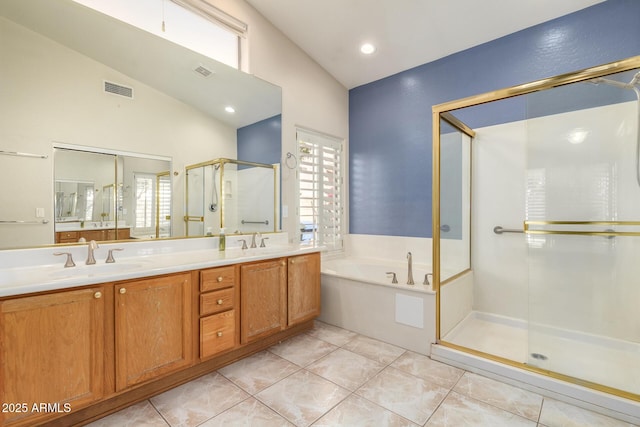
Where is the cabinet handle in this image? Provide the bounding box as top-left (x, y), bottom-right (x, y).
top-left (217, 276), bottom-right (223, 282)
top-left (281, 261), bottom-right (286, 267)
top-left (290, 259), bottom-right (295, 264)
top-left (217, 332), bottom-right (223, 337)
top-left (119, 288), bottom-right (127, 294)
top-left (217, 299), bottom-right (223, 305)
top-left (94, 291), bottom-right (102, 299)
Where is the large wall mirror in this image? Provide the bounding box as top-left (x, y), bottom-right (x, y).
top-left (0, 0), bottom-right (282, 250)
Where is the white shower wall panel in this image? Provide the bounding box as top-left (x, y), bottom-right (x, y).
top-left (472, 101), bottom-right (640, 341)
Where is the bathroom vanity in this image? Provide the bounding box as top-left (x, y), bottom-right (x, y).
top-left (0, 238), bottom-right (321, 426)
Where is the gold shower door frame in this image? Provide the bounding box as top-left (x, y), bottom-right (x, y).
top-left (432, 55), bottom-right (640, 402)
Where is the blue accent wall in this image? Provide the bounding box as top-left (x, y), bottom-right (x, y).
top-left (237, 114), bottom-right (282, 165)
top-left (349, 0), bottom-right (640, 238)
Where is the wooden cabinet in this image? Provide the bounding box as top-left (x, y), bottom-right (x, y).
top-left (56, 230), bottom-right (80, 243)
top-left (55, 227), bottom-right (131, 243)
top-left (240, 258), bottom-right (287, 344)
top-left (0, 287), bottom-right (105, 426)
top-left (115, 273), bottom-right (192, 391)
top-left (0, 251), bottom-right (321, 425)
top-left (106, 228), bottom-right (131, 241)
top-left (288, 253), bottom-right (321, 326)
top-left (199, 266), bottom-right (239, 359)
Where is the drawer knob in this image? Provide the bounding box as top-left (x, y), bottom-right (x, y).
top-left (217, 299), bottom-right (223, 305)
top-left (94, 291), bottom-right (102, 299)
top-left (217, 276), bottom-right (223, 282)
top-left (119, 288), bottom-right (127, 294)
top-left (217, 332), bottom-right (223, 337)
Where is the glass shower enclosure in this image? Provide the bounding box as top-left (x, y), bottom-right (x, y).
top-left (433, 56), bottom-right (640, 402)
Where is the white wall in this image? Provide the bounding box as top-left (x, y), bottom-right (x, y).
top-left (0, 16), bottom-right (238, 247)
top-left (207, 0), bottom-right (350, 242)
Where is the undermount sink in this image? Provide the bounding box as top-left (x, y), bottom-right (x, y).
top-left (49, 261), bottom-right (152, 280)
top-left (0, 263), bottom-right (141, 288)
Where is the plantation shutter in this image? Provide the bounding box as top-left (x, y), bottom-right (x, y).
top-left (297, 128), bottom-right (344, 252)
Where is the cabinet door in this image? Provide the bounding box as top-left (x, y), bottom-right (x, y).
top-left (0, 287), bottom-right (105, 426)
top-left (115, 273), bottom-right (192, 391)
top-left (288, 253), bottom-right (321, 326)
top-left (240, 259), bottom-right (286, 344)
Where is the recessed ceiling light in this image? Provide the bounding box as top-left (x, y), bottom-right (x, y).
top-left (225, 106), bottom-right (235, 113)
top-left (360, 43), bottom-right (376, 55)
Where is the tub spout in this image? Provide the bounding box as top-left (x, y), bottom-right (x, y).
top-left (406, 252), bottom-right (414, 285)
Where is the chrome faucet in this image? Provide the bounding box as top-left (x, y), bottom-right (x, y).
top-left (86, 240), bottom-right (99, 265)
top-left (251, 232), bottom-right (261, 249)
top-left (407, 252), bottom-right (414, 285)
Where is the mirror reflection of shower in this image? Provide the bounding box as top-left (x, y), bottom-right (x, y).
top-left (590, 71), bottom-right (640, 186)
top-left (209, 164), bottom-right (220, 212)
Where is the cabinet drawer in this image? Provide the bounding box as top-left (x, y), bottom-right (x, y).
top-left (200, 288), bottom-right (234, 316)
top-left (200, 266), bottom-right (236, 292)
top-left (56, 231), bottom-right (79, 243)
top-left (200, 310), bottom-right (235, 359)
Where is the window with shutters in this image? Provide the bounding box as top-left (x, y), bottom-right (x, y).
top-left (157, 173), bottom-right (172, 238)
top-left (133, 174), bottom-right (155, 236)
top-left (297, 128), bottom-right (344, 252)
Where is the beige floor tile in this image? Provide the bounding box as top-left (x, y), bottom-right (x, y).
top-left (426, 391), bottom-right (537, 426)
top-left (342, 335), bottom-right (406, 365)
top-left (218, 350), bottom-right (300, 394)
top-left (85, 400), bottom-right (168, 427)
top-left (268, 333), bottom-right (338, 367)
top-left (255, 369), bottom-right (350, 426)
top-left (306, 348), bottom-right (385, 391)
top-left (313, 394), bottom-right (419, 427)
top-left (199, 397), bottom-right (293, 426)
top-left (356, 366), bottom-right (449, 425)
top-left (453, 371), bottom-right (543, 421)
top-left (391, 351), bottom-right (465, 389)
top-left (306, 320), bottom-right (359, 346)
top-left (538, 398), bottom-right (637, 427)
top-left (149, 372), bottom-right (249, 427)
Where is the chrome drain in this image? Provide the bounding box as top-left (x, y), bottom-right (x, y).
top-left (530, 353), bottom-right (548, 361)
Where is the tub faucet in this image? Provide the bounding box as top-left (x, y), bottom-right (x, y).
top-left (407, 252), bottom-right (414, 285)
top-left (86, 240), bottom-right (99, 265)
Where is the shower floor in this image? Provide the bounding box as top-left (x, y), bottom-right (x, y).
top-left (443, 311), bottom-right (640, 396)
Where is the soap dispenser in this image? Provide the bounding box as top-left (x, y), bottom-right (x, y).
top-left (219, 227), bottom-right (226, 251)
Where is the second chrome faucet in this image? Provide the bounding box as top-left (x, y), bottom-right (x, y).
top-left (406, 251), bottom-right (414, 285)
top-left (86, 240), bottom-right (99, 265)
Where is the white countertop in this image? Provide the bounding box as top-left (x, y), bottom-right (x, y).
top-left (0, 234), bottom-right (322, 298)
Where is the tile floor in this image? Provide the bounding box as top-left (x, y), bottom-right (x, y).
top-left (88, 321), bottom-right (637, 427)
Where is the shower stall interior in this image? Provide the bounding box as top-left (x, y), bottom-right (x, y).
top-left (184, 158), bottom-right (278, 237)
top-left (432, 56), bottom-right (640, 407)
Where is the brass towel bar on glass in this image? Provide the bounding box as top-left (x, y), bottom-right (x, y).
top-left (493, 221), bottom-right (640, 237)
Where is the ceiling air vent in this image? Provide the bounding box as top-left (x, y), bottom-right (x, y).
top-left (194, 65), bottom-right (213, 77)
top-left (103, 81), bottom-right (134, 99)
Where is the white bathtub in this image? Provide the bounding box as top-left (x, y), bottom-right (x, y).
top-left (319, 257), bottom-right (436, 354)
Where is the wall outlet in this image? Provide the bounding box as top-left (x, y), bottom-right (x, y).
top-left (282, 205), bottom-right (288, 218)
top-left (35, 208), bottom-right (45, 218)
